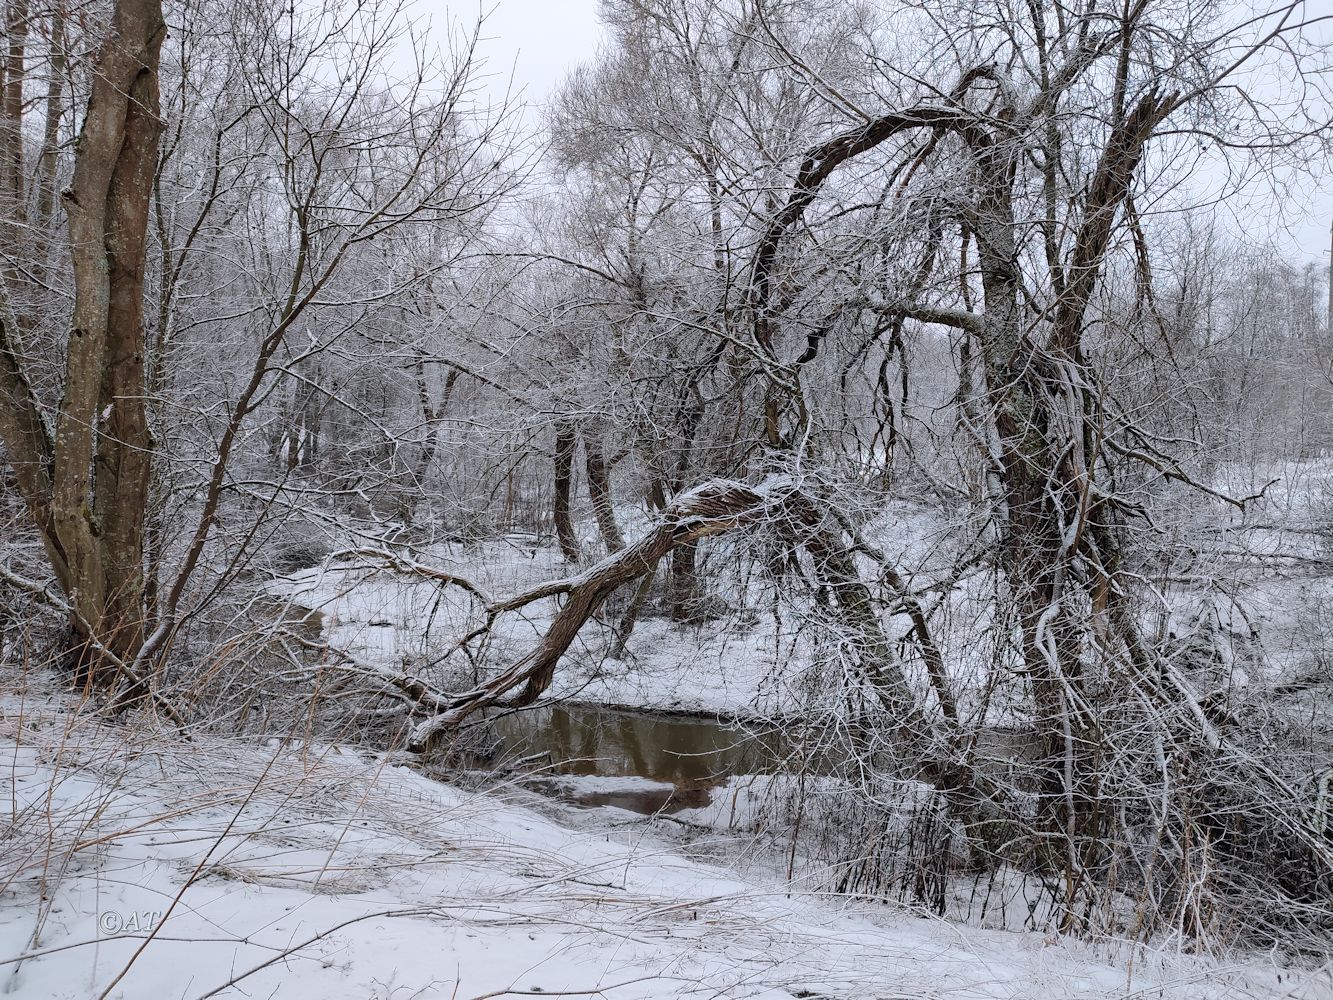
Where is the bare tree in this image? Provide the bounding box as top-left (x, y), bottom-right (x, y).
top-left (0, 0), bottom-right (166, 685)
top-left (0, 0), bottom-right (515, 691)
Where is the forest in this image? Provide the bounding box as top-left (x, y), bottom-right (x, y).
top-left (2, 1), bottom-right (1333, 997)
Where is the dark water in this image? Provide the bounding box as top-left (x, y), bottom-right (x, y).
top-left (479, 703), bottom-right (1038, 815)
top-left (481, 703), bottom-right (807, 814)
top-left (487, 703), bottom-right (789, 784)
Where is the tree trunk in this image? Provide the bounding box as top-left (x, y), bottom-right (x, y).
top-left (553, 420), bottom-right (580, 561)
top-left (668, 541), bottom-right (699, 621)
top-left (406, 362), bottom-right (456, 520)
top-left (583, 422), bottom-right (624, 553)
top-left (33, 4), bottom-right (62, 226)
top-left (667, 386), bottom-right (707, 620)
top-left (49, 0), bottom-right (165, 682)
top-left (610, 558), bottom-right (659, 658)
top-left (0, 0), bottom-right (27, 218)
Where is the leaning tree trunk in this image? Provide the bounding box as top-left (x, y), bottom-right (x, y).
top-left (405, 478), bottom-right (778, 747)
top-left (396, 475), bottom-right (999, 857)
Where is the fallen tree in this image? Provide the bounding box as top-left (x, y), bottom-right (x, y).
top-left (405, 476), bottom-right (792, 745)
top-left (305, 474), bottom-right (1000, 832)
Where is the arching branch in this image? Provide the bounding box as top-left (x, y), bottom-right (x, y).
top-left (748, 105), bottom-right (987, 352)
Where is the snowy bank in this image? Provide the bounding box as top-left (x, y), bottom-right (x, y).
top-left (0, 696), bottom-right (1323, 999)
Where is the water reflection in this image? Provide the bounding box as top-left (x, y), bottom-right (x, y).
top-left (487, 704), bottom-right (785, 784)
top-left (478, 703), bottom-right (1035, 817)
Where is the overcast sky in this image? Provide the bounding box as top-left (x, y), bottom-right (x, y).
top-left (463, 0), bottom-right (1333, 266)
top-left (469, 0), bottom-right (603, 110)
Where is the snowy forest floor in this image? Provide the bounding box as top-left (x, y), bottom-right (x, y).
top-left (1, 667), bottom-right (1328, 1000)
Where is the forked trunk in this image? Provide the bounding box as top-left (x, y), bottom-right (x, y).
top-left (53, 0), bottom-right (166, 683)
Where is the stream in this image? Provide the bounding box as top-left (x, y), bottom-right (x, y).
top-left (267, 600), bottom-right (1033, 817)
top-left (474, 703), bottom-right (1039, 816)
top-left (477, 703), bottom-right (805, 814)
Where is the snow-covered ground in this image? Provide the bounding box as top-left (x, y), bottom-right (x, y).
top-left (170, 472), bottom-right (1332, 998)
top-left (3, 687), bottom-right (1322, 1000)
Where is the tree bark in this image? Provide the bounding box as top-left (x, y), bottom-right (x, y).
top-left (610, 558), bottom-right (658, 658)
top-left (0, 0), bottom-right (27, 218)
top-left (408, 362), bottom-right (456, 517)
top-left (50, 0), bottom-right (165, 680)
top-left (583, 422), bottom-right (625, 553)
top-left (668, 541), bottom-right (699, 621)
top-left (33, 4), bottom-right (63, 226)
top-left (667, 386), bottom-right (707, 620)
top-left (553, 420), bottom-right (580, 561)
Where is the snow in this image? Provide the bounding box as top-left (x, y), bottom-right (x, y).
top-left (208, 472), bottom-right (1333, 998)
top-left (1, 689), bottom-right (1323, 999)
top-left (529, 773), bottom-right (678, 794)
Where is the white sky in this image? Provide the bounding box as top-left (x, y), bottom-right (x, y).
top-left (453, 0), bottom-right (1333, 265)
top-left (467, 0), bottom-right (604, 111)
